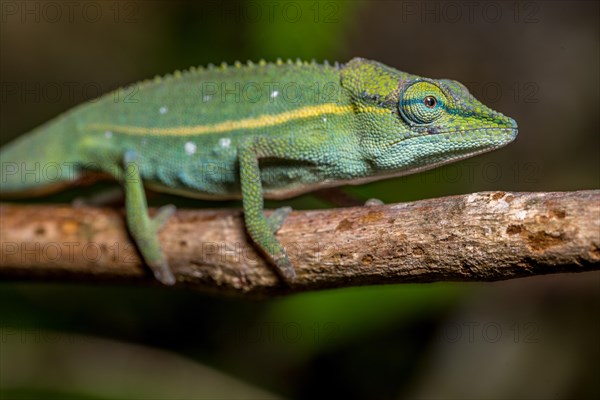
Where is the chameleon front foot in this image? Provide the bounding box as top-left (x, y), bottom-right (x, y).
top-left (238, 142), bottom-right (299, 283)
top-left (265, 207), bottom-right (296, 281)
top-left (246, 222), bottom-right (297, 283)
top-left (243, 209), bottom-right (297, 283)
top-left (273, 250), bottom-right (296, 282)
top-left (267, 206), bottom-right (292, 233)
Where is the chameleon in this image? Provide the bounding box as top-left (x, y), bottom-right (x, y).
top-left (0, 57), bottom-right (518, 285)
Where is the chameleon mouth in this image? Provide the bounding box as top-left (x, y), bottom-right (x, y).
top-left (429, 127), bottom-right (518, 137)
top-left (425, 126), bottom-right (518, 148)
top-left (392, 127), bottom-right (518, 148)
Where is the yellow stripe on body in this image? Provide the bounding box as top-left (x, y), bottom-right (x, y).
top-left (87, 103), bottom-right (387, 136)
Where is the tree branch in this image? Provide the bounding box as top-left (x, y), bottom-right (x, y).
top-left (1, 190), bottom-right (598, 295)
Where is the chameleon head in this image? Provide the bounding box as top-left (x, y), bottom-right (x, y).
top-left (342, 58), bottom-right (518, 175)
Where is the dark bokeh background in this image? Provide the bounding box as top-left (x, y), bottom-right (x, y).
top-left (1, 1), bottom-right (598, 399)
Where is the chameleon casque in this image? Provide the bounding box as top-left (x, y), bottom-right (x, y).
top-left (0, 58), bottom-right (518, 285)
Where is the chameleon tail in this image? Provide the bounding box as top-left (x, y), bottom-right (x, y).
top-left (0, 117), bottom-right (81, 198)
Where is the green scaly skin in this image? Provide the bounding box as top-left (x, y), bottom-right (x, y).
top-left (0, 58), bottom-right (518, 285)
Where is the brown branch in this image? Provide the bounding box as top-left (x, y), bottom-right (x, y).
top-left (1, 190), bottom-right (599, 295)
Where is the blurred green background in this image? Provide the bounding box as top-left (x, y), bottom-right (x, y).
top-left (0, 1), bottom-right (598, 399)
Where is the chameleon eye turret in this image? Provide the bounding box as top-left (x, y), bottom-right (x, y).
top-left (399, 81), bottom-right (449, 125)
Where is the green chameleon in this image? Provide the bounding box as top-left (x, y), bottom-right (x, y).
top-left (0, 58), bottom-right (517, 285)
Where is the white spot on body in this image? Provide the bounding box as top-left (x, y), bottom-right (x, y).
top-left (184, 141), bottom-right (197, 155)
top-left (322, 117), bottom-right (327, 122)
top-left (159, 106), bottom-right (168, 114)
top-left (270, 90), bottom-right (279, 98)
top-left (219, 138), bottom-right (231, 148)
top-left (104, 130), bottom-right (112, 139)
top-left (203, 95), bottom-right (212, 102)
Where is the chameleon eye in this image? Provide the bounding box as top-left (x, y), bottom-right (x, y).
top-left (399, 81), bottom-right (446, 125)
top-left (424, 96), bottom-right (437, 108)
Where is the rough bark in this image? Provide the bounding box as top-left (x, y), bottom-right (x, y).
top-left (1, 190), bottom-right (598, 296)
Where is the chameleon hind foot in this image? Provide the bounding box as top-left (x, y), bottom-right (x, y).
top-left (133, 204), bottom-right (177, 285)
top-left (152, 205), bottom-right (177, 285)
top-left (121, 150), bottom-right (177, 285)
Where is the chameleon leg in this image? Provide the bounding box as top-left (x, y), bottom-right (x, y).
top-left (122, 151), bottom-right (176, 285)
top-left (238, 145), bottom-right (296, 282)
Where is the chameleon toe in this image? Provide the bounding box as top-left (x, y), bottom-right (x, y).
top-left (266, 206), bottom-right (292, 233)
top-left (149, 260), bottom-right (176, 286)
top-left (152, 204), bottom-right (176, 229)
